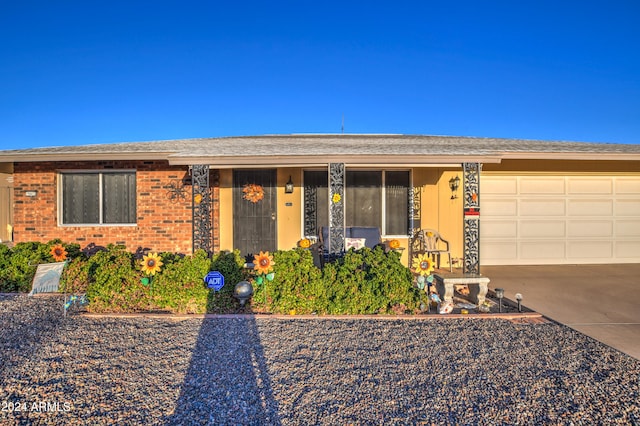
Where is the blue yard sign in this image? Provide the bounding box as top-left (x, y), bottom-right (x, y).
top-left (204, 271), bottom-right (225, 291)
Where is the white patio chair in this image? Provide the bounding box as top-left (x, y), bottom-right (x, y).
top-left (412, 228), bottom-right (453, 272)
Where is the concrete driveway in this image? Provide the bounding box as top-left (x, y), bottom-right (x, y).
top-left (482, 264), bottom-right (640, 360)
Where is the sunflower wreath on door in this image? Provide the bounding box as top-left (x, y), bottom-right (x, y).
top-left (242, 183), bottom-right (265, 203)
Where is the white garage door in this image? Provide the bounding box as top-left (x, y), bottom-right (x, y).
top-left (480, 175), bottom-right (640, 265)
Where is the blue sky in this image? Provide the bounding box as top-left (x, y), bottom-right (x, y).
top-left (1, 1), bottom-right (639, 150)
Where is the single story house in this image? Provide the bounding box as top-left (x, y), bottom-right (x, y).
top-left (1, 134), bottom-right (639, 272)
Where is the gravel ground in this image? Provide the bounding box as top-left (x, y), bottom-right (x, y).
top-left (1, 294), bottom-right (639, 425)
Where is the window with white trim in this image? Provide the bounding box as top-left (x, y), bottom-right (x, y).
top-left (60, 171), bottom-right (137, 225)
top-left (304, 170), bottom-right (410, 236)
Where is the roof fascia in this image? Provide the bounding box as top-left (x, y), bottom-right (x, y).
top-left (500, 152), bottom-right (640, 161)
top-left (0, 153), bottom-right (171, 162)
top-left (168, 155), bottom-right (504, 167)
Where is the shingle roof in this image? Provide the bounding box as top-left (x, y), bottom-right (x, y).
top-left (1, 134), bottom-right (639, 166)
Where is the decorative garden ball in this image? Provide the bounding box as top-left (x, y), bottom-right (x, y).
top-left (234, 281), bottom-right (254, 306)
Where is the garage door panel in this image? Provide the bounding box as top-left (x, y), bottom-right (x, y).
top-left (519, 177), bottom-right (565, 194)
top-left (482, 199), bottom-right (517, 216)
top-left (520, 241), bottom-right (565, 259)
top-left (520, 220), bottom-right (565, 238)
top-left (568, 199), bottom-right (613, 216)
top-left (568, 220), bottom-right (613, 238)
top-left (567, 241), bottom-right (613, 259)
top-left (615, 241), bottom-right (640, 258)
top-left (615, 178), bottom-right (640, 194)
top-left (568, 178), bottom-right (612, 194)
top-left (482, 241), bottom-right (518, 261)
top-left (520, 199), bottom-right (565, 216)
top-left (616, 200), bottom-right (640, 216)
top-left (481, 220), bottom-right (517, 238)
top-left (616, 220), bottom-right (640, 237)
top-left (482, 177), bottom-right (517, 194)
top-left (481, 174), bottom-right (640, 265)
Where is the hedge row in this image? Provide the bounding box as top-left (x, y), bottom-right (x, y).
top-left (0, 242), bottom-right (420, 314)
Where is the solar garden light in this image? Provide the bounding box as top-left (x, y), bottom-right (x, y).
top-left (495, 288), bottom-right (505, 313)
top-left (515, 293), bottom-right (523, 312)
top-left (234, 280), bottom-right (254, 306)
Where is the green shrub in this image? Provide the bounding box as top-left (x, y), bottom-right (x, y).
top-left (359, 246), bottom-right (419, 314)
top-left (0, 244), bottom-right (14, 291)
top-left (84, 245), bottom-right (146, 312)
top-left (59, 256), bottom-right (90, 294)
top-left (207, 250), bottom-right (250, 313)
top-left (250, 246), bottom-right (419, 315)
top-left (152, 250), bottom-right (211, 314)
top-left (3, 240), bottom-right (419, 315)
top-left (0, 240), bottom-right (82, 293)
top-left (252, 248), bottom-right (324, 314)
top-left (61, 246), bottom-right (250, 314)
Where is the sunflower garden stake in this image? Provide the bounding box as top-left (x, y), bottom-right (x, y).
top-left (51, 244), bottom-right (68, 263)
top-left (141, 252), bottom-right (163, 307)
top-left (253, 251), bottom-right (275, 307)
top-left (412, 253), bottom-right (435, 313)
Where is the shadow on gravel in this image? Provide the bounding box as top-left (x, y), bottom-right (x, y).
top-left (0, 294), bottom-right (64, 381)
top-left (165, 316), bottom-right (281, 425)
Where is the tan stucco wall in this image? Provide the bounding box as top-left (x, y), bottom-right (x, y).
top-left (219, 169), bottom-right (233, 251)
top-left (0, 172), bottom-right (13, 242)
top-left (413, 168), bottom-right (464, 268)
top-left (277, 168), bottom-right (303, 250)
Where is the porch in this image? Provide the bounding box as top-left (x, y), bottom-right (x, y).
top-left (194, 162), bottom-right (483, 274)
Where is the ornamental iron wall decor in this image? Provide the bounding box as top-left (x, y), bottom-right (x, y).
top-left (191, 165), bottom-right (212, 254)
top-left (328, 163), bottom-right (345, 258)
top-left (463, 162), bottom-right (481, 274)
top-left (304, 184), bottom-right (318, 237)
top-left (408, 185), bottom-right (422, 260)
top-left (166, 179), bottom-right (187, 203)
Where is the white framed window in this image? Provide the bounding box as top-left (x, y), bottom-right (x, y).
top-left (303, 169), bottom-right (411, 237)
top-left (59, 171), bottom-right (137, 225)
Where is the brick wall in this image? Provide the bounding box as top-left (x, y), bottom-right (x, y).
top-left (13, 161), bottom-right (219, 254)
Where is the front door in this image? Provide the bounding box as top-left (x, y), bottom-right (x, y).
top-left (233, 169), bottom-right (277, 258)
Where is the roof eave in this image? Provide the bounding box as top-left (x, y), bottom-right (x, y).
top-left (167, 154), bottom-right (504, 167)
top-left (0, 153), bottom-right (172, 163)
top-left (500, 152), bottom-right (640, 161)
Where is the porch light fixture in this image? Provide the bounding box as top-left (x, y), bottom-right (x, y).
top-left (285, 176), bottom-right (294, 194)
top-left (495, 288), bottom-right (505, 313)
top-left (449, 175), bottom-right (461, 199)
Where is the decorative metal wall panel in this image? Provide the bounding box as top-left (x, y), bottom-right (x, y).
top-left (304, 184), bottom-right (318, 237)
top-left (328, 163), bottom-right (345, 258)
top-left (463, 162), bottom-right (481, 274)
top-left (409, 185), bottom-right (422, 260)
top-left (191, 165), bottom-right (212, 254)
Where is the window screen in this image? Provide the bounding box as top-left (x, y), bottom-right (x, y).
top-left (303, 169), bottom-right (410, 236)
top-left (61, 172), bottom-right (136, 225)
top-left (385, 171), bottom-right (410, 235)
top-left (346, 171), bottom-right (382, 228)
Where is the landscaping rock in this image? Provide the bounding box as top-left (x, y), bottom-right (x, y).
top-left (1, 293), bottom-right (639, 425)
